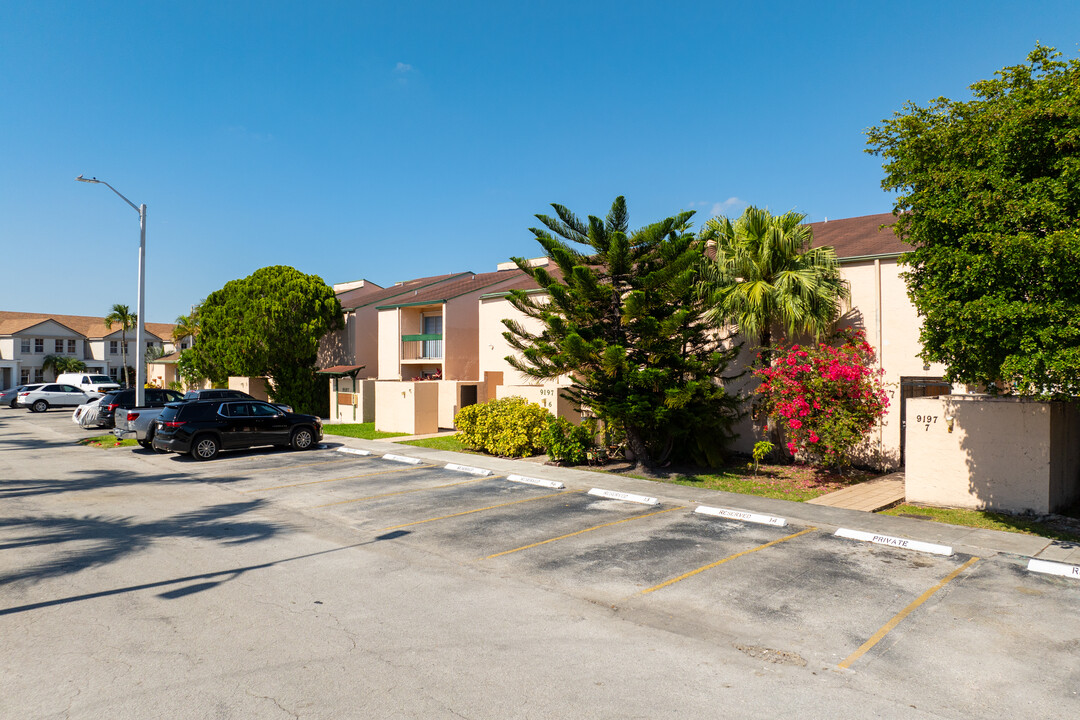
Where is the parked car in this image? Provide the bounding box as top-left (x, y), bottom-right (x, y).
top-left (1, 384), bottom-right (44, 408)
top-left (151, 399), bottom-right (322, 460)
top-left (182, 388), bottom-right (292, 412)
top-left (96, 388), bottom-right (185, 428)
top-left (55, 373), bottom-right (122, 395)
top-left (17, 384), bottom-right (92, 412)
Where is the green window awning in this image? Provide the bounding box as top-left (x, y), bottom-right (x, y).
top-left (401, 333), bottom-right (443, 342)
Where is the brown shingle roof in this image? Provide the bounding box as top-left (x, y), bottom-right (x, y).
top-left (0, 311), bottom-right (177, 340)
top-left (337, 272), bottom-right (472, 310)
top-left (809, 213), bottom-right (905, 259)
top-left (376, 269), bottom-right (527, 309)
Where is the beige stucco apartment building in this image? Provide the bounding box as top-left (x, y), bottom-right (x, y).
top-left (0, 311), bottom-right (187, 388)
top-left (322, 213), bottom-right (949, 468)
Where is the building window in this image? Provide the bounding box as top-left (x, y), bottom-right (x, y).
top-left (20, 369), bottom-right (30, 384)
top-left (54, 339), bottom-right (63, 353)
top-left (67, 339), bottom-right (77, 354)
top-left (34, 338), bottom-right (44, 353)
top-left (20, 338), bottom-right (30, 353)
top-left (181, 342), bottom-right (188, 350)
top-left (109, 368), bottom-right (119, 380)
top-left (422, 314), bottom-right (443, 359)
top-left (34, 369), bottom-right (44, 383)
top-left (110, 341), bottom-right (119, 354)
top-left (146, 341), bottom-right (154, 350)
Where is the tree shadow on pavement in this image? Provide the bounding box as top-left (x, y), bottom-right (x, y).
top-left (0, 499), bottom-right (281, 587)
top-left (0, 467), bottom-right (249, 501)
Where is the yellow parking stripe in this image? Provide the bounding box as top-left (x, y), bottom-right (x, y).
top-left (244, 465), bottom-right (426, 492)
top-left (484, 506), bottom-right (684, 560)
top-left (838, 556), bottom-right (980, 669)
top-left (378, 490), bottom-right (570, 531)
top-left (312, 476), bottom-right (494, 507)
top-left (639, 527), bottom-right (816, 595)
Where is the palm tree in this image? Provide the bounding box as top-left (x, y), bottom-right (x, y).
top-left (172, 307), bottom-right (199, 348)
top-left (42, 354), bottom-right (87, 380)
top-left (104, 303), bottom-right (137, 387)
top-left (697, 206), bottom-right (849, 363)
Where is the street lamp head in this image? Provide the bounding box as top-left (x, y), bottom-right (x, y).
top-left (75, 175), bottom-right (101, 184)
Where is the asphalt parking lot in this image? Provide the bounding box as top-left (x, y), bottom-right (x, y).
top-left (2, 407), bottom-right (1078, 719)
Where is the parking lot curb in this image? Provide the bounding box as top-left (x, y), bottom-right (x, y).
top-left (323, 437), bottom-right (1058, 561)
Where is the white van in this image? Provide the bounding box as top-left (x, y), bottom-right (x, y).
top-left (55, 373), bottom-right (122, 395)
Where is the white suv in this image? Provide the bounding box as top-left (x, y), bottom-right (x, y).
top-left (18, 384), bottom-right (92, 413)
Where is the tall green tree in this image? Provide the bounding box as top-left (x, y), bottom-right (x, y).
top-left (867, 44), bottom-right (1080, 396)
top-left (503, 197), bottom-right (743, 472)
top-left (104, 303), bottom-right (137, 387)
top-left (697, 206), bottom-right (848, 363)
top-left (191, 266), bottom-right (343, 414)
top-left (42, 354), bottom-right (87, 379)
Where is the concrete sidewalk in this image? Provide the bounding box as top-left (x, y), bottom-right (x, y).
top-left (323, 435), bottom-right (1080, 564)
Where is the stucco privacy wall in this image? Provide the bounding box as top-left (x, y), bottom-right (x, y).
top-left (375, 380), bottom-right (438, 435)
top-left (905, 396), bottom-right (1080, 513)
top-left (228, 376), bottom-right (271, 401)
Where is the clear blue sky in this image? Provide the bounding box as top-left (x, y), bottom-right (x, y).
top-left (2, 1), bottom-right (1078, 324)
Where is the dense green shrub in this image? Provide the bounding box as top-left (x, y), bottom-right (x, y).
top-left (541, 416), bottom-right (596, 465)
top-left (454, 397), bottom-right (549, 457)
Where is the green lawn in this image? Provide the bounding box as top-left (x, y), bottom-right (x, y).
top-left (79, 434), bottom-right (139, 448)
top-left (880, 504), bottom-right (1080, 543)
top-left (636, 463), bottom-right (876, 502)
top-left (322, 423), bottom-right (407, 440)
top-left (398, 434), bottom-right (469, 452)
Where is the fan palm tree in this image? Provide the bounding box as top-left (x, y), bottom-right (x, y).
top-left (697, 206), bottom-right (849, 364)
top-left (104, 303), bottom-right (137, 387)
top-left (41, 354), bottom-right (87, 380)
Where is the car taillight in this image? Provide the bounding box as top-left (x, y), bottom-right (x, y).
top-left (126, 412), bottom-right (139, 421)
top-left (162, 420), bottom-right (186, 428)
top-left (106, 403), bottom-right (119, 412)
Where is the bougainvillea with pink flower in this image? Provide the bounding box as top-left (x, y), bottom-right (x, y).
top-left (754, 329), bottom-right (889, 469)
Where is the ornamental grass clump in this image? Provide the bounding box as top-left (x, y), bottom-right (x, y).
top-left (754, 329), bottom-right (889, 469)
top-left (454, 396), bottom-right (549, 457)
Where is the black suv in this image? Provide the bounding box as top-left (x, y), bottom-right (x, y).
top-left (97, 388), bottom-right (185, 428)
top-left (151, 399), bottom-right (322, 460)
top-left (183, 389), bottom-right (292, 412)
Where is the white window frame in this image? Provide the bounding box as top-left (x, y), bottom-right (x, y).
top-left (110, 341), bottom-right (119, 355)
top-left (67, 339), bottom-right (77, 354)
top-left (34, 338), bottom-right (44, 354)
top-left (20, 338), bottom-right (30, 353)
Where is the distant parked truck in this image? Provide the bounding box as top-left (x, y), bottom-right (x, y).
top-left (109, 388), bottom-right (186, 448)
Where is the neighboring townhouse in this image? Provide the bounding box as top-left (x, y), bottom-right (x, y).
top-left (374, 266), bottom-right (531, 429)
top-left (0, 311), bottom-right (187, 387)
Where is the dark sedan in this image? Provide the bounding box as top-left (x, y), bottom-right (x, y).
top-left (151, 399), bottom-right (322, 460)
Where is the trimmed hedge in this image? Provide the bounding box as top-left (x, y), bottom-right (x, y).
top-left (454, 396), bottom-right (549, 457)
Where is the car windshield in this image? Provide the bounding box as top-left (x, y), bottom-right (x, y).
top-left (88, 375), bottom-right (114, 383)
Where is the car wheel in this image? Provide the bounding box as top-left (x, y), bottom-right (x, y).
top-left (8, 399), bottom-right (16, 408)
top-left (138, 440), bottom-right (153, 449)
top-left (290, 427), bottom-right (315, 450)
top-left (31, 400), bottom-right (48, 413)
top-left (191, 435), bottom-right (220, 461)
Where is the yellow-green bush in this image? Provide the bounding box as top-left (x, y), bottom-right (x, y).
top-left (454, 397), bottom-right (549, 457)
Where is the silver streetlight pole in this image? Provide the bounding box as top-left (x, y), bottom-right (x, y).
top-left (76, 175), bottom-right (147, 407)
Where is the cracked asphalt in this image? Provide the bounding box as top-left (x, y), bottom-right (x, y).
top-left (2, 408), bottom-right (1078, 719)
